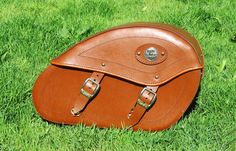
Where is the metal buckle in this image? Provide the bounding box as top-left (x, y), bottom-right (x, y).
top-left (80, 78), bottom-right (100, 99)
top-left (136, 87), bottom-right (157, 110)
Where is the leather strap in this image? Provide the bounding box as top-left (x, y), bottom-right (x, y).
top-left (128, 86), bottom-right (159, 127)
top-left (71, 72), bottom-right (104, 116)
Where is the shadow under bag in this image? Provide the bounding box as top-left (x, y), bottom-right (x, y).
top-left (32, 23), bottom-right (204, 131)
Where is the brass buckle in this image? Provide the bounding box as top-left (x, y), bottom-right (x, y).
top-left (80, 78), bottom-right (100, 99)
top-left (127, 87), bottom-right (157, 119)
top-left (136, 87), bottom-right (157, 110)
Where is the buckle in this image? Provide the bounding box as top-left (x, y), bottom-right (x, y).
top-left (136, 87), bottom-right (157, 110)
top-left (80, 78), bottom-right (100, 99)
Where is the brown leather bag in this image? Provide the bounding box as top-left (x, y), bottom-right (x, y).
top-left (32, 23), bottom-right (204, 131)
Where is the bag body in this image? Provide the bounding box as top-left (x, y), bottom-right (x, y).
top-left (32, 23), bottom-right (204, 131)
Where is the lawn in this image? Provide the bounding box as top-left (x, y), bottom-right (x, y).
top-left (0, 0), bottom-right (235, 150)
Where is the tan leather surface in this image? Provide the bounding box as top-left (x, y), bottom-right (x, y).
top-left (127, 86), bottom-right (159, 127)
top-left (71, 72), bottom-right (104, 116)
top-left (33, 66), bottom-right (201, 131)
top-left (32, 23), bottom-right (204, 131)
top-left (51, 23), bottom-right (203, 85)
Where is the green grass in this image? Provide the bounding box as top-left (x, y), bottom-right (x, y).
top-left (0, 0), bottom-right (236, 150)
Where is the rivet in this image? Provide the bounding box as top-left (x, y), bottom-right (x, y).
top-left (155, 75), bottom-right (159, 79)
top-left (101, 63), bottom-right (106, 67)
top-left (137, 51), bottom-right (141, 55)
top-left (161, 51), bottom-right (165, 55)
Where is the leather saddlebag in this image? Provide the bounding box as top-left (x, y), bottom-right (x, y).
top-left (32, 23), bottom-right (204, 131)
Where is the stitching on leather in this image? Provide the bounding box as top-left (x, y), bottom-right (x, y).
top-left (52, 60), bottom-right (202, 85)
top-left (53, 62), bottom-right (157, 84)
top-left (77, 37), bottom-right (179, 75)
top-left (81, 55), bottom-right (158, 74)
top-left (78, 36), bottom-right (165, 56)
top-left (53, 25), bottom-right (203, 85)
top-left (78, 51), bottom-right (191, 77)
top-left (77, 25), bottom-right (203, 65)
top-left (142, 70), bottom-right (201, 124)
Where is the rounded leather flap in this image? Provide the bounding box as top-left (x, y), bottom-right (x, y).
top-left (51, 23), bottom-right (203, 86)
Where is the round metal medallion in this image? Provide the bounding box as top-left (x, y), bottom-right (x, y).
top-left (144, 47), bottom-right (158, 61)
